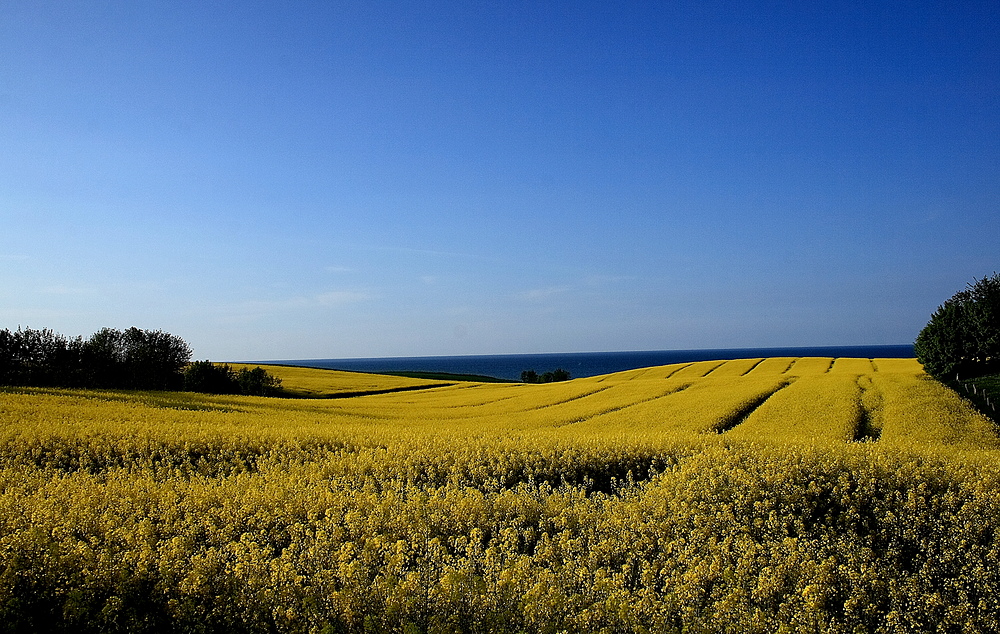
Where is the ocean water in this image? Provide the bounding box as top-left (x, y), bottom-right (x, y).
top-left (265, 345), bottom-right (916, 381)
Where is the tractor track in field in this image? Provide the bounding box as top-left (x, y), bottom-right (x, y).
top-left (528, 385), bottom-right (618, 411)
top-left (556, 383), bottom-right (693, 427)
top-left (852, 407), bottom-right (881, 442)
top-left (699, 361), bottom-right (729, 378)
top-left (662, 363), bottom-right (694, 379)
top-left (852, 376), bottom-right (883, 442)
top-left (739, 359), bottom-right (767, 376)
top-left (716, 381), bottom-right (794, 434)
top-left (311, 384), bottom-right (458, 399)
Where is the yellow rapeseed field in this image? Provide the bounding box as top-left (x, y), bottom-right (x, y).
top-left (228, 363), bottom-right (452, 398)
top-left (2, 358), bottom-right (999, 633)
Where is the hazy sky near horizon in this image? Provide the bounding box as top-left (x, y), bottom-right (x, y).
top-left (2, 1), bottom-right (998, 360)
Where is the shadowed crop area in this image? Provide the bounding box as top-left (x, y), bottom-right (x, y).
top-left (2, 358), bottom-right (1000, 633)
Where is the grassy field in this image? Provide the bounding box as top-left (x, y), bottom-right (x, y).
top-left (955, 373), bottom-right (1000, 424)
top-left (2, 358), bottom-right (1000, 633)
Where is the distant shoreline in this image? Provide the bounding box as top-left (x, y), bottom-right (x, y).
top-left (253, 345), bottom-right (916, 382)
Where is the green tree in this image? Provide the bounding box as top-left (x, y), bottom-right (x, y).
top-left (183, 361), bottom-right (282, 396)
top-left (236, 366), bottom-right (282, 396)
top-left (0, 327), bottom-right (85, 387)
top-left (82, 327), bottom-right (126, 387)
top-left (541, 368), bottom-right (571, 382)
top-left (0, 326), bottom-right (192, 390)
top-left (521, 368), bottom-right (571, 383)
top-left (915, 273), bottom-right (1000, 380)
top-left (183, 360), bottom-right (239, 394)
top-left (120, 327), bottom-right (191, 390)
top-left (82, 327), bottom-right (191, 390)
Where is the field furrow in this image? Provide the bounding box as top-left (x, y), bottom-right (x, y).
top-left (667, 360), bottom-right (727, 379)
top-left (702, 358), bottom-right (765, 378)
top-left (574, 376), bottom-right (790, 435)
top-left (829, 357), bottom-right (875, 375)
top-left (743, 357), bottom-right (796, 376)
top-left (785, 357), bottom-right (835, 375)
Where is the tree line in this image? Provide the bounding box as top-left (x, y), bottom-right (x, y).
top-left (521, 368), bottom-right (571, 383)
top-left (0, 326), bottom-right (192, 390)
top-left (0, 326), bottom-right (281, 396)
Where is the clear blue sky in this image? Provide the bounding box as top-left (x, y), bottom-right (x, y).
top-left (2, 1), bottom-right (997, 360)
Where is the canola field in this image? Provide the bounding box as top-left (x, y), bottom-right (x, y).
top-left (2, 358), bottom-right (1000, 633)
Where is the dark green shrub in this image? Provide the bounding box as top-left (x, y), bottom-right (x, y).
top-left (183, 361), bottom-right (282, 396)
top-left (183, 360), bottom-right (239, 394)
top-left (521, 368), bottom-right (571, 383)
top-left (915, 273), bottom-right (1000, 380)
top-left (235, 366), bottom-right (282, 396)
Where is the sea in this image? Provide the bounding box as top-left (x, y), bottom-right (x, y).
top-left (263, 345), bottom-right (916, 382)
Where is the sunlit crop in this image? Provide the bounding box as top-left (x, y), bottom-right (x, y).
top-left (2, 357), bottom-right (999, 633)
top-left (228, 363), bottom-right (452, 398)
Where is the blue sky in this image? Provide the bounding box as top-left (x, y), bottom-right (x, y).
top-left (2, 1), bottom-right (997, 360)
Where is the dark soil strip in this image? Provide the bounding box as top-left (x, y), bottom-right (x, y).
top-left (852, 406), bottom-right (881, 442)
top-left (823, 358), bottom-right (835, 373)
top-left (852, 376), bottom-right (883, 442)
top-left (699, 361), bottom-right (728, 378)
top-left (740, 358), bottom-right (766, 376)
top-left (663, 363), bottom-right (693, 379)
top-left (716, 382), bottom-right (792, 433)
top-left (778, 359), bottom-right (796, 374)
top-left (308, 384), bottom-right (456, 399)
top-left (851, 375), bottom-right (882, 442)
